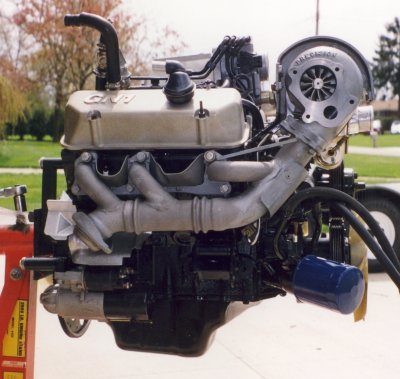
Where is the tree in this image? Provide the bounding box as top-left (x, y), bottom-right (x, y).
top-left (0, 76), bottom-right (25, 139)
top-left (2, 0), bottom-right (186, 142)
top-left (372, 17), bottom-right (400, 114)
top-left (30, 107), bottom-right (50, 141)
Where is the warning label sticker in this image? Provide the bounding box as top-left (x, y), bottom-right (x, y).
top-left (2, 300), bottom-right (27, 358)
top-left (3, 372), bottom-right (24, 379)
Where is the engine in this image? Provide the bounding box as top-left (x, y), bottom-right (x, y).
top-left (22, 13), bottom-right (400, 356)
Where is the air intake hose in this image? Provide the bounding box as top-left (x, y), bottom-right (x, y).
top-left (64, 12), bottom-right (121, 86)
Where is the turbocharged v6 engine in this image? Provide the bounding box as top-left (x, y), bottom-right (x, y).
top-left (24, 12), bottom-right (400, 356)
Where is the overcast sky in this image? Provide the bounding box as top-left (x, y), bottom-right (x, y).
top-left (126, 0), bottom-right (399, 82)
top-left (2, 0), bottom-right (398, 83)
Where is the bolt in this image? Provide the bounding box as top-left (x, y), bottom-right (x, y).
top-left (220, 184), bottom-right (230, 194)
top-left (136, 151), bottom-right (147, 163)
top-left (204, 150), bottom-right (216, 162)
top-left (71, 184), bottom-right (80, 194)
top-left (126, 184), bottom-right (134, 192)
top-left (80, 152), bottom-right (92, 162)
top-left (10, 268), bottom-right (23, 281)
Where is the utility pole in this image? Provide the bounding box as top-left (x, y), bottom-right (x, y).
top-left (316, 0), bottom-right (320, 35)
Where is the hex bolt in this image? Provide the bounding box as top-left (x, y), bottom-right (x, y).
top-left (136, 152), bottom-right (147, 163)
top-left (10, 267), bottom-right (23, 281)
top-left (126, 184), bottom-right (134, 192)
top-left (80, 152), bottom-right (92, 163)
top-left (204, 150), bottom-right (216, 162)
top-left (220, 184), bottom-right (230, 194)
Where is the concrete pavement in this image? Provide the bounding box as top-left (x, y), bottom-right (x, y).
top-left (31, 274), bottom-right (400, 379)
top-left (348, 146), bottom-right (400, 157)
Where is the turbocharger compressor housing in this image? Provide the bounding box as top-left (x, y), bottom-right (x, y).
top-left (275, 37), bottom-right (374, 153)
top-left (285, 45), bottom-right (364, 129)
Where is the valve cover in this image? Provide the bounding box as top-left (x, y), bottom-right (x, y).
top-left (62, 88), bottom-right (249, 150)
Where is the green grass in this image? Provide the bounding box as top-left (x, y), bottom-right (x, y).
top-left (0, 174), bottom-right (66, 211)
top-left (0, 140), bottom-right (61, 168)
top-left (0, 140), bottom-right (398, 211)
top-left (344, 154), bottom-right (400, 179)
top-left (348, 134), bottom-right (400, 147)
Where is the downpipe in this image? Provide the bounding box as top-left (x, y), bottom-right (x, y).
top-left (72, 140), bottom-right (313, 252)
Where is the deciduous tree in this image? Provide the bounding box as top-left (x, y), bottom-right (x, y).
top-left (0, 76), bottom-right (25, 139)
top-left (2, 0), bottom-right (186, 141)
top-left (372, 17), bottom-right (400, 113)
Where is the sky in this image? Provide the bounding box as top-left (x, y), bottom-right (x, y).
top-left (1, 0), bottom-right (398, 84)
top-left (126, 0), bottom-right (399, 83)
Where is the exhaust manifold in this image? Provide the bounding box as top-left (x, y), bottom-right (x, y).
top-left (72, 141), bottom-right (312, 253)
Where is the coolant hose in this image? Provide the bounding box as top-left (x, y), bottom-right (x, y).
top-left (64, 12), bottom-right (121, 85)
top-left (330, 202), bottom-right (400, 289)
top-left (274, 187), bottom-right (400, 287)
top-left (241, 99), bottom-right (265, 131)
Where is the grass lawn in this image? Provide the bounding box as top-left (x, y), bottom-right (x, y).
top-left (0, 140), bottom-right (61, 168)
top-left (0, 134), bottom-right (398, 168)
top-left (344, 154), bottom-right (400, 179)
top-left (348, 134), bottom-right (400, 148)
top-left (0, 174), bottom-right (66, 211)
top-left (0, 139), bottom-right (398, 211)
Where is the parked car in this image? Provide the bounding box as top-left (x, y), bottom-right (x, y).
top-left (391, 120), bottom-right (400, 134)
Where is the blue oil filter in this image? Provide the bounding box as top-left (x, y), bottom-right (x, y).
top-left (292, 255), bottom-right (365, 314)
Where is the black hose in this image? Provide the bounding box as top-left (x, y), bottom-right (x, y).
top-left (190, 36), bottom-right (232, 79)
top-left (274, 187), bottom-right (400, 277)
top-left (241, 99), bottom-right (265, 132)
top-left (64, 12), bottom-right (121, 85)
top-left (310, 203), bottom-right (322, 253)
top-left (283, 187), bottom-right (400, 271)
top-left (330, 202), bottom-right (400, 289)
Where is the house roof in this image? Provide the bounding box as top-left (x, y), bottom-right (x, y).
top-left (372, 99), bottom-right (398, 111)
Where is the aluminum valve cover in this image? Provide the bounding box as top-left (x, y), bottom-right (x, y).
top-left (62, 88), bottom-right (249, 150)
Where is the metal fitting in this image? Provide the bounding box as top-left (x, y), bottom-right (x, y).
top-left (71, 184), bottom-right (80, 195)
top-left (219, 184), bottom-right (231, 194)
top-left (10, 267), bottom-right (23, 281)
top-left (135, 151), bottom-right (147, 163)
top-left (80, 152), bottom-right (92, 163)
top-left (204, 150), bottom-right (217, 163)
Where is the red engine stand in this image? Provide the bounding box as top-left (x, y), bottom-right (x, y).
top-left (0, 226), bottom-right (36, 379)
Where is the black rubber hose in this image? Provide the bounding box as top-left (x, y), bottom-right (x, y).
top-left (64, 12), bottom-right (121, 85)
top-left (276, 187), bottom-right (400, 272)
top-left (190, 36), bottom-right (231, 79)
top-left (330, 202), bottom-right (400, 289)
top-left (241, 99), bottom-right (265, 131)
top-left (285, 187), bottom-right (400, 272)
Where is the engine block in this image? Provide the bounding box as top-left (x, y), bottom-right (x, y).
top-left (23, 12), bottom-right (400, 356)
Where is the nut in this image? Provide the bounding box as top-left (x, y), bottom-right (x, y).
top-left (10, 268), bottom-right (23, 281)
